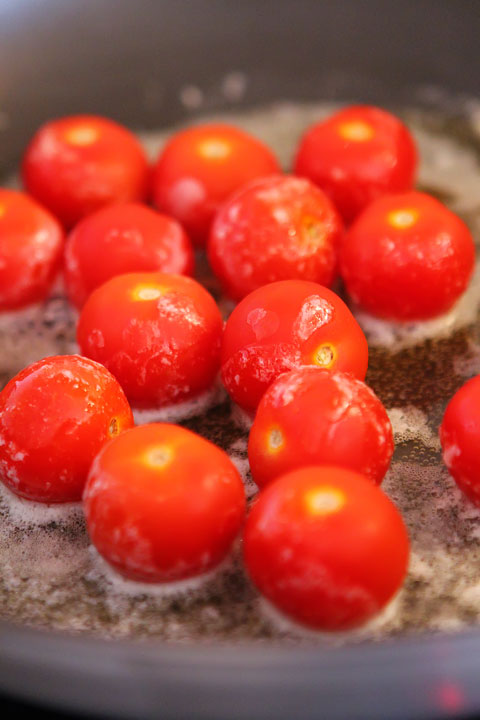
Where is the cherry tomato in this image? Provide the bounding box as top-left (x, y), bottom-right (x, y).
top-left (208, 175), bottom-right (343, 301)
top-left (440, 375), bottom-right (480, 506)
top-left (84, 423), bottom-right (246, 582)
top-left (22, 115), bottom-right (149, 227)
top-left (340, 192), bottom-right (475, 321)
top-left (0, 355), bottom-right (133, 503)
top-left (221, 280), bottom-right (368, 412)
top-left (244, 465), bottom-right (409, 631)
top-left (249, 367), bottom-right (393, 488)
top-left (77, 272), bottom-right (223, 409)
top-left (0, 189), bottom-right (64, 310)
top-left (294, 105), bottom-right (417, 223)
top-left (64, 203), bottom-right (194, 309)
top-left (152, 124), bottom-right (280, 246)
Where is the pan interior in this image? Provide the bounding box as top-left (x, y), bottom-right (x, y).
top-left (2, 99), bottom-right (480, 646)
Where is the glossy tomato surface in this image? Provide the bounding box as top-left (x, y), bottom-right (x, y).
top-left (64, 203), bottom-right (194, 308)
top-left (0, 355), bottom-right (133, 503)
top-left (248, 367), bottom-right (393, 488)
top-left (22, 115), bottom-right (149, 227)
top-left (152, 124), bottom-right (280, 246)
top-left (84, 423), bottom-right (246, 582)
top-left (340, 191), bottom-right (475, 320)
top-left (208, 175), bottom-right (343, 300)
top-left (77, 272), bottom-right (223, 409)
top-left (440, 375), bottom-right (480, 506)
top-left (294, 105), bottom-right (417, 223)
top-left (0, 189), bottom-right (64, 310)
top-left (244, 465), bottom-right (409, 631)
top-left (221, 280), bottom-right (368, 412)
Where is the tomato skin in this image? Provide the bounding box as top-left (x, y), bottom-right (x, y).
top-left (440, 375), bottom-right (480, 505)
top-left (0, 355), bottom-right (133, 503)
top-left (152, 124), bottom-right (280, 246)
top-left (243, 466), bottom-right (409, 631)
top-left (248, 367), bottom-right (393, 488)
top-left (221, 280), bottom-right (368, 412)
top-left (208, 175), bottom-right (343, 301)
top-left (22, 115), bottom-right (149, 228)
top-left (340, 192), bottom-right (475, 321)
top-left (77, 272), bottom-right (223, 409)
top-left (0, 189), bottom-right (64, 310)
top-left (64, 203), bottom-right (194, 309)
top-left (294, 105), bottom-right (417, 223)
top-left (84, 423), bottom-right (246, 582)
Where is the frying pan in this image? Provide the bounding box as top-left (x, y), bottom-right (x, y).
top-left (1, 1), bottom-right (480, 718)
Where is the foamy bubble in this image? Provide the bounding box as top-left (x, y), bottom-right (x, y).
top-left (133, 380), bottom-right (226, 424)
top-left (257, 589), bottom-right (404, 646)
top-left (0, 479), bottom-right (83, 527)
top-left (0, 293), bottom-right (77, 379)
top-left (387, 406), bottom-right (441, 450)
top-left (226, 437), bottom-right (258, 499)
top-left (86, 545), bottom-right (235, 599)
top-left (354, 262), bottom-right (480, 349)
top-left (230, 403), bottom-right (254, 431)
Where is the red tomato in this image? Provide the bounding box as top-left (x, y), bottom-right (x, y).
top-left (0, 189), bottom-right (64, 310)
top-left (0, 355), bottom-right (133, 503)
top-left (221, 280), bottom-right (368, 412)
top-left (64, 203), bottom-right (194, 309)
top-left (440, 375), bottom-right (480, 506)
top-left (244, 465), bottom-right (409, 631)
top-left (340, 192), bottom-right (475, 321)
top-left (22, 115), bottom-right (149, 227)
top-left (294, 105), bottom-right (417, 223)
top-left (77, 272), bottom-right (223, 409)
top-left (152, 124), bottom-right (280, 246)
top-left (208, 175), bottom-right (343, 301)
top-left (84, 423), bottom-right (246, 582)
top-left (248, 367), bottom-right (393, 488)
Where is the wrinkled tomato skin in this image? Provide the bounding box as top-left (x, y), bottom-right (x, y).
top-left (221, 280), bottom-right (368, 412)
top-left (152, 124), bottom-right (280, 246)
top-left (208, 175), bottom-right (343, 301)
top-left (248, 367), bottom-right (393, 488)
top-left (294, 105), bottom-right (417, 223)
top-left (0, 355), bottom-right (133, 503)
top-left (77, 272), bottom-right (223, 409)
top-left (64, 203), bottom-right (194, 309)
top-left (340, 192), bottom-right (475, 320)
top-left (440, 375), bottom-right (480, 506)
top-left (22, 115), bottom-right (149, 228)
top-left (84, 423), bottom-right (246, 582)
top-left (243, 465), bottom-right (409, 631)
top-left (0, 189), bottom-right (64, 310)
